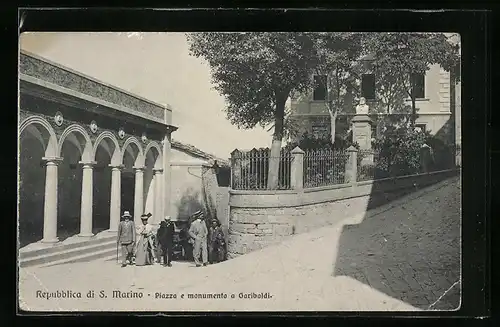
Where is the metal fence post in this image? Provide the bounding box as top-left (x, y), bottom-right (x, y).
top-left (345, 146), bottom-right (358, 185)
top-left (291, 146), bottom-right (304, 191)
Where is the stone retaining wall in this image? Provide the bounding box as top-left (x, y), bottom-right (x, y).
top-left (227, 169), bottom-right (459, 258)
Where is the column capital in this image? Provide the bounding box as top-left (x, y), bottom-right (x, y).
top-left (133, 166), bottom-right (145, 172)
top-left (79, 161), bottom-right (97, 166)
top-left (109, 164), bottom-right (125, 170)
top-left (42, 157), bottom-right (64, 165)
top-left (153, 168), bottom-right (164, 174)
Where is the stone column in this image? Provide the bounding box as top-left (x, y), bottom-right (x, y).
top-left (133, 166), bottom-right (145, 225)
top-left (162, 135), bottom-right (171, 219)
top-left (41, 157), bottom-right (63, 243)
top-left (290, 146), bottom-right (304, 191)
top-left (153, 168), bottom-right (164, 224)
top-left (79, 161), bottom-right (96, 238)
top-left (108, 164), bottom-right (123, 232)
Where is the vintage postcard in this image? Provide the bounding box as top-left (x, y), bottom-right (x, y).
top-left (18, 31), bottom-right (462, 312)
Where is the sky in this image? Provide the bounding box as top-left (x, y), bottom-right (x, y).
top-left (19, 32), bottom-right (273, 159)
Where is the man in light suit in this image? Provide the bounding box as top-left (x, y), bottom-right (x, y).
top-left (188, 210), bottom-right (208, 267)
top-left (117, 211), bottom-right (136, 267)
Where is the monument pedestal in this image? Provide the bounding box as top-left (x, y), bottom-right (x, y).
top-left (351, 114), bottom-right (374, 165)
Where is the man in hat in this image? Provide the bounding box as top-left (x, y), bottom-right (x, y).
top-left (135, 213), bottom-right (156, 266)
top-left (117, 211), bottom-right (136, 267)
top-left (188, 210), bottom-right (209, 267)
top-left (157, 216), bottom-right (175, 267)
top-left (208, 218), bottom-right (226, 264)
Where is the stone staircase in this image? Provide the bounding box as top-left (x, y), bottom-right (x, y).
top-left (19, 232), bottom-right (118, 268)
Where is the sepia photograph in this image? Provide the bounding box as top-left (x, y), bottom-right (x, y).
top-left (18, 31), bottom-right (462, 312)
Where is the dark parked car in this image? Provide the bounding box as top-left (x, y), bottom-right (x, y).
top-left (171, 220), bottom-right (193, 260)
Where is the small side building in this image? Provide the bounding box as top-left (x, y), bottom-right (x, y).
top-left (170, 140), bottom-right (231, 239)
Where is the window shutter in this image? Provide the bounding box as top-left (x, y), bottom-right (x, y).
top-left (361, 74), bottom-right (375, 100)
top-left (313, 75), bottom-right (327, 101)
top-left (411, 73), bottom-right (425, 99)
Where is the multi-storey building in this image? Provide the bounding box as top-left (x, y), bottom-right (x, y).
top-left (290, 35), bottom-right (461, 147)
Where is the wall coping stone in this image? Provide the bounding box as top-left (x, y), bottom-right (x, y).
top-left (229, 169), bottom-right (459, 209)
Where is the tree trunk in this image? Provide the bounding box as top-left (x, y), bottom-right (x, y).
top-left (411, 96), bottom-right (417, 127)
top-left (329, 108), bottom-right (338, 145)
top-left (409, 75), bottom-right (416, 127)
top-left (267, 95), bottom-right (287, 190)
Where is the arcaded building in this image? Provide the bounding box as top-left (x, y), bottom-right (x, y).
top-left (18, 51), bottom-right (177, 248)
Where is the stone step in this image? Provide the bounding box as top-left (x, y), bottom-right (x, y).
top-left (101, 254), bottom-right (118, 262)
top-left (19, 238), bottom-right (117, 268)
top-left (19, 232), bottom-right (117, 260)
top-left (38, 247), bottom-right (119, 268)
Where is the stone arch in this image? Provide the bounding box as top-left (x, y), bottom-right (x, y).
top-left (120, 137), bottom-right (145, 222)
top-left (93, 131), bottom-right (122, 166)
top-left (92, 131), bottom-right (122, 233)
top-left (56, 124), bottom-right (93, 240)
top-left (121, 136), bottom-right (144, 167)
top-left (57, 124), bottom-right (93, 162)
top-left (19, 115), bottom-right (58, 157)
top-left (144, 141), bottom-right (163, 169)
top-left (143, 141), bottom-right (163, 222)
top-left (18, 115), bottom-right (59, 246)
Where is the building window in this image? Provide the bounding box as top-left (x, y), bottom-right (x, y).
top-left (361, 74), bottom-right (375, 100)
top-left (415, 124), bottom-right (426, 133)
top-left (313, 75), bottom-right (327, 101)
top-left (411, 73), bottom-right (425, 99)
top-left (311, 125), bottom-right (329, 139)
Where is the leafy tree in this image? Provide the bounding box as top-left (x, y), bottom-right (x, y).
top-left (363, 32), bottom-right (460, 126)
top-left (187, 32), bottom-right (319, 189)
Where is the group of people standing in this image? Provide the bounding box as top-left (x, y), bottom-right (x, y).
top-left (116, 210), bottom-right (226, 268)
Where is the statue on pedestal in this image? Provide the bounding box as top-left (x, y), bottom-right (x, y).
top-left (355, 97), bottom-right (369, 115)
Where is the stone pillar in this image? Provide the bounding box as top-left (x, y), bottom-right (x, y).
top-left (153, 168), bottom-right (164, 224)
top-left (345, 146), bottom-right (358, 184)
top-left (133, 166), bottom-right (145, 225)
top-left (230, 149), bottom-right (242, 189)
top-left (108, 164), bottom-right (123, 232)
top-left (162, 135), bottom-right (171, 219)
top-left (41, 157), bottom-right (63, 243)
top-left (79, 161), bottom-right (96, 238)
top-left (420, 144), bottom-right (432, 173)
top-left (290, 146), bottom-right (304, 191)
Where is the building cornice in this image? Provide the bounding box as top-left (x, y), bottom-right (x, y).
top-left (20, 74), bottom-right (178, 134)
top-left (19, 51), bottom-right (172, 120)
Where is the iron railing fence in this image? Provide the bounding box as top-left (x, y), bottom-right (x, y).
top-left (230, 144), bottom-right (461, 190)
top-left (303, 149), bottom-right (348, 188)
top-left (231, 148), bottom-right (292, 190)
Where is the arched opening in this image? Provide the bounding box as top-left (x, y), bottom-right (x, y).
top-left (57, 129), bottom-right (91, 241)
top-left (18, 122), bottom-right (55, 247)
top-left (93, 138), bottom-right (117, 234)
top-left (143, 146), bottom-right (160, 218)
top-left (121, 140), bottom-right (142, 220)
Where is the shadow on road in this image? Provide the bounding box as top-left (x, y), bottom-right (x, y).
top-left (333, 174), bottom-right (461, 310)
